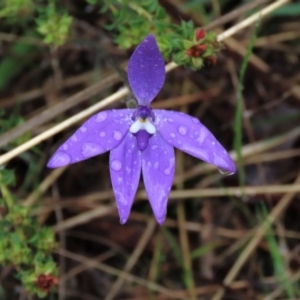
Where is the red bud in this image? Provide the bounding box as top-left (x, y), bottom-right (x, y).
top-left (195, 29), bottom-right (205, 41)
top-left (196, 44), bottom-right (208, 53)
top-left (186, 44), bottom-right (208, 58)
top-left (185, 48), bottom-right (194, 56)
top-left (37, 274), bottom-right (58, 293)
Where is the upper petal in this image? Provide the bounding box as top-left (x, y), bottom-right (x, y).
top-left (154, 109), bottom-right (235, 174)
top-left (128, 34), bottom-right (165, 106)
top-left (110, 133), bottom-right (142, 224)
top-left (142, 133), bottom-right (175, 225)
top-left (47, 109), bottom-right (134, 168)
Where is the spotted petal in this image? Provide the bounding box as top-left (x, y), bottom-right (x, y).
top-left (110, 133), bottom-right (141, 224)
top-left (47, 109), bottom-right (134, 168)
top-left (154, 110), bottom-right (235, 174)
top-left (128, 34), bottom-right (165, 106)
top-left (142, 133), bottom-right (175, 225)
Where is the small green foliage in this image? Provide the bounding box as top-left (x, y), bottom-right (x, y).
top-left (28, 227), bottom-right (57, 252)
top-left (0, 1), bottom-right (72, 48)
top-left (0, 42), bottom-right (35, 90)
top-left (0, 0), bottom-right (34, 18)
top-left (0, 168), bottom-right (16, 186)
top-left (36, 2), bottom-right (72, 46)
top-left (0, 110), bottom-right (31, 146)
top-left (19, 254), bottom-right (58, 298)
top-left (6, 205), bottom-right (31, 226)
top-left (102, 0), bottom-right (221, 70)
top-left (86, 0), bottom-right (98, 4)
top-left (107, 0), bottom-right (165, 48)
top-left (0, 169), bottom-right (58, 298)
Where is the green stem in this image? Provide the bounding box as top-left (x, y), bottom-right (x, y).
top-left (234, 20), bottom-right (260, 189)
top-left (0, 171), bottom-right (15, 209)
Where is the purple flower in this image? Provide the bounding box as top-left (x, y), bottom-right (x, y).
top-left (47, 34), bottom-right (235, 225)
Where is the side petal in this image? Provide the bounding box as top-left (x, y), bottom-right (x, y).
top-left (142, 133), bottom-right (175, 225)
top-left (154, 109), bottom-right (235, 174)
top-left (128, 34), bottom-right (165, 106)
top-left (110, 133), bottom-right (142, 224)
top-left (47, 109), bottom-right (134, 168)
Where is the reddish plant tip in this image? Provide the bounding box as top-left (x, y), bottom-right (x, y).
top-left (37, 274), bottom-right (58, 293)
top-left (185, 44), bottom-right (208, 58)
top-left (206, 56), bottom-right (217, 65)
top-left (185, 48), bottom-right (194, 57)
top-left (195, 29), bottom-right (206, 41)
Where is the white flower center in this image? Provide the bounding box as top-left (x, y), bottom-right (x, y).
top-left (129, 118), bottom-right (156, 135)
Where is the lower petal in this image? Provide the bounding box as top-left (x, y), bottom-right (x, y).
top-left (154, 109), bottom-right (235, 174)
top-left (110, 133), bottom-right (141, 224)
top-left (142, 133), bottom-right (175, 225)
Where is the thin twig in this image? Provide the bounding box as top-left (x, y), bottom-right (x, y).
top-left (36, 182), bottom-right (300, 216)
top-left (23, 167), bottom-right (67, 206)
top-left (34, 183), bottom-right (300, 235)
top-left (104, 219), bottom-right (156, 300)
top-left (57, 249), bottom-right (180, 298)
top-left (0, 71), bottom-right (120, 148)
top-left (204, 0), bottom-right (271, 30)
top-left (216, 0), bottom-right (290, 42)
top-left (211, 173), bottom-right (300, 300)
top-left (59, 251), bottom-right (115, 284)
top-left (52, 205), bottom-right (115, 232)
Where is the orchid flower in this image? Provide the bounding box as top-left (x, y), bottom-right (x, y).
top-left (47, 34), bottom-right (235, 225)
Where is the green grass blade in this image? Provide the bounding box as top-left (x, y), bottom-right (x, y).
top-left (259, 204), bottom-right (296, 298)
top-left (234, 20), bottom-right (260, 188)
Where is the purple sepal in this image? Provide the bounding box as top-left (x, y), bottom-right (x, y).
top-left (142, 133), bottom-right (175, 225)
top-left (128, 34), bottom-right (165, 106)
top-left (47, 109), bottom-right (134, 168)
top-left (110, 133), bottom-right (141, 224)
top-left (154, 109), bottom-right (235, 174)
